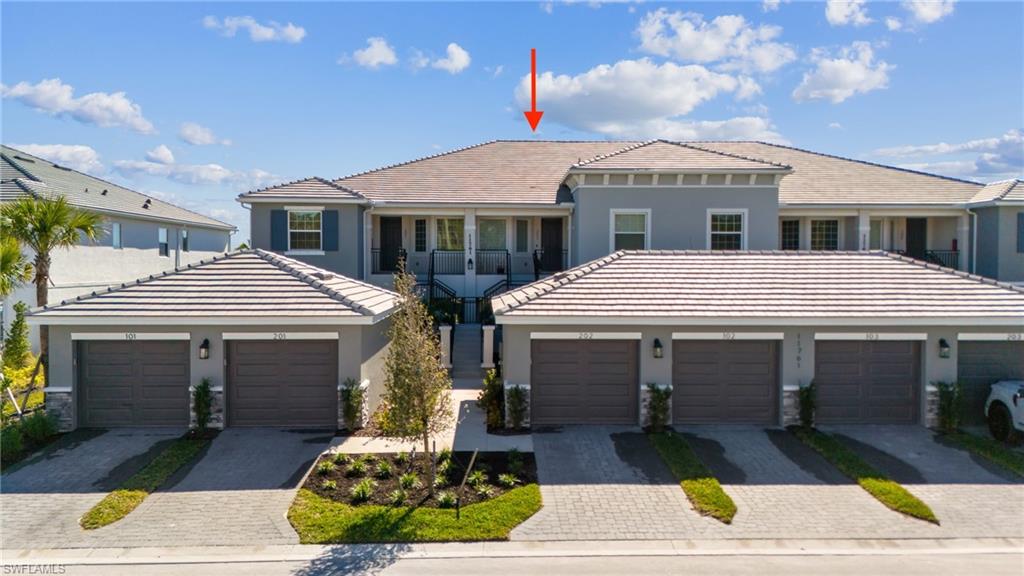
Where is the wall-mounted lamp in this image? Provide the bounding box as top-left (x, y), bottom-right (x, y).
top-left (938, 338), bottom-right (950, 359)
top-left (653, 338), bottom-right (664, 359)
top-left (467, 258), bottom-right (474, 271)
top-left (199, 338), bottom-right (210, 360)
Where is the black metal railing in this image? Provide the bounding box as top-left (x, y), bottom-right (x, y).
top-left (533, 249), bottom-right (569, 280)
top-left (925, 250), bottom-right (959, 269)
top-left (475, 249), bottom-right (510, 276)
top-left (427, 278), bottom-right (459, 325)
top-left (430, 250), bottom-right (465, 275)
top-left (371, 248), bottom-right (407, 274)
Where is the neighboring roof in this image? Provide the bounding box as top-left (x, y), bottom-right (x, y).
top-left (237, 176), bottom-right (364, 202)
top-left (689, 141), bottom-right (982, 205)
top-left (573, 140), bottom-right (790, 172)
top-left (968, 179), bottom-right (1024, 204)
top-left (28, 249), bottom-right (398, 323)
top-left (1, 145), bottom-right (234, 230)
top-left (492, 250), bottom-right (1024, 322)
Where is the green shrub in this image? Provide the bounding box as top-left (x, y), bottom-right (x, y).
top-left (350, 478), bottom-right (376, 504)
top-left (192, 378), bottom-right (212, 432)
top-left (467, 469), bottom-right (487, 487)
top-left (477, 369), bottom-right (505, 429)
top-left (645, 384), bottom-right (672, 432)
top-left (436, 458), bottom-right (452, 479)
top-left (399, 472), bottom-right (421, 490)
top-left (340, 378), bottom-right (365, 430)
top-left (437, 447), bottom-right (452, 463)
top-left (798, 381), bottom-right (817, 428)
top-left (3, 302), bottom-right (30, 371)
top-left (507, 385), bottom-right (528, 429)
top-left (475, 484), bottom-right (495, 498)
top-left (436, 491), bottom-right (456, 508)
top-left (20, 411), bottom-right (56, 444)
top-left (316, 461), bottom-right (336, 476)
top-left (346, 459), bottom-right (367, 477)
top-left (395, 451), bottom-right (410, 466)
top-left (497, 473), bottom-right (519, 488)
top-left (433, 474), bottom-right (448, 489)
top-left (1, 425), bottom-right (24, 463)
top-left (331, 452), bottom-right (351, 466)
top-left (507, 448), bottom-right (523, 476)
top-left (375, 460), bottom-right (393, 479)
top-left (322, 480), bottom-right (337, 491)
top-left (936, 381), bottom-right (964, 434)
top-left (389, 489), bottom-right (407, 506)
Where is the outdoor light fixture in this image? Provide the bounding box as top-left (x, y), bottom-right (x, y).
top-left (653, 338), bottom-right (664, 359)
top-left (938, 338), bottom-right (951, 359)
top-left (467, 258), bottom-right (474, 271)
top-left (199, 338), bottom-right (210, 360)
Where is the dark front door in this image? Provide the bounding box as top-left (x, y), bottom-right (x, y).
top-left (530, 339), bottom-right (638, 425)
top-left (379, 217), bottom-right (403, 272)
top-left (906, 218), bottom-right (927, 260)
top-left (540, 218), bottom-right (563, 271)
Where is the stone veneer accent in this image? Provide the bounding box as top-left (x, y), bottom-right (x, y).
top-left (640, 383), bottom-right (672, 427)
top-left (189, 385), bottom-right (225, 430)
top-left (782, 386), bottom-right (801, 427)
top-left (924, 384), bottom-right (940, 429)
top-left (504, 382), bottom-right (530, 429)
top-left (44, 390), bottom-right (74, 432)
top-left (338, 379), bottom-right (370, 430)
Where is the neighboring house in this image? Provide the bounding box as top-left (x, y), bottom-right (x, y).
top-left (1, 144), bottom-right (235, 345)
top-left (26, 250), bottom-right (396, 431)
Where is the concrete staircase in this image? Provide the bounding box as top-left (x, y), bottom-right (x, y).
top-left (451, 324), bottom-right (485, 382)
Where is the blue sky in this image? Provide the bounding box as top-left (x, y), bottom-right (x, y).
top-left (3, 1), bottom-right (1022, 244)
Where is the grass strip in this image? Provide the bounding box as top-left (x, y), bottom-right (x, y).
top-left (287, 484), bottom-right (541, 543)
top-left (791, 427), bottom-right (938, 524)
top-left (942, 431), bottom-right (1024, 478)
top-left (80, 435), bottom-right (210, 529)
top-left (648, 432), bottom-right (736, 524)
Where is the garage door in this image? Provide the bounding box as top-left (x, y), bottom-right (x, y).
top-left (815, 341), bottom-right (921, 424)
top-left (78, 340), bottom-right (189, 427)
top-left (672, 340), bottom-right (778, 424)
top-left (958, 341), bottom-right (1024, 425)
top-left (530, 339), bottom-right (638, 425)
top-left (227, 340), bottom-right (338, 428)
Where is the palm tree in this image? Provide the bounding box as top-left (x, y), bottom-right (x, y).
top-left (0, 196), bottom-right (104, 362)
top-left (0, 236), bottom-right (31, 298)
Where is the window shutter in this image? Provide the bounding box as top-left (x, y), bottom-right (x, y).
top-left (1017, 212), bottom-right (1024, 253)
top-left (271, 210), bottom-right (288, 251)
top-left (323, 210), bottom-right (339, 251)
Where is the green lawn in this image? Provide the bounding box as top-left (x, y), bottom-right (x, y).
top-left (791, 427), bottom-right (937, 524)
top-left (942, 431), bottom-right (1024, 478)
top-left (648, 432), bottom-right (736, 524)
top-left (80, 434), bottom-right (211, 529)
top-left (288, 484), bottom-right (542, 543)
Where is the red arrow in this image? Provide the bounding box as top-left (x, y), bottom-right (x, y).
top-left (523, 48), bottom-right (544, 132)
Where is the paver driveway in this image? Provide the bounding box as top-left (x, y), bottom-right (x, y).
top-left (1, 428), bottom-right (332, 549)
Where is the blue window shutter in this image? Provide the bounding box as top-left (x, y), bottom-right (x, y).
top-left (1017, 212), bottom-right (1024, 253)
top-left (323, 210), bottom-right (339, 251)
top-left (271, 210), bottom-right (288, 251)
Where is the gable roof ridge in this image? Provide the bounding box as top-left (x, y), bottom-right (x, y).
top-left (253, 249), bottom-right (397, 315)
top-left (882, 251), bottom-right (1024, 294)
top-left (492, 251), bottom-right (627, 315)
top-left (692, 141), bottom-right (983, 187)
top-left (667, 140), bottom-right (792, 170)
top-left (242, 176), bottom-right (365, 199)
top-left (572, 140), bottom-right (659, 167)
top-left (332, 140), bottom-right (501, 182)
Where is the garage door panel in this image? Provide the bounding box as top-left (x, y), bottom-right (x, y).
top-left (957, 341), bottom-right (1024, 425)
top-left (672, 341), bottom-right (778, 424)
top-left (78, 341), bottom-right (188, 428)
top-left (530, 340), bottom-right (638, 425)
top-left (815, 341), bottom-right (920, 424)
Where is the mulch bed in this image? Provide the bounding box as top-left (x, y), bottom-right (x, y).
top-left (304, 450), bottom-right (537, 508)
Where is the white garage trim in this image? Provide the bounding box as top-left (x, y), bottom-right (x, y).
top-left (71, 332), bottom-right (190, 341)
top-left (530, 332), bottom-right (643, 340)
top-left (496, 316), bottom-right (1024, 326)
top-left (957, 332), bottom-right (1024, 342)
top-left (673, 332), bottom-right (784, 340)
top-left (30, 316), bottom-right (377, 326)
top-left (42, 387), bottom-right (72, 393)
top-left (815, 332), bottom-right (928, 341)
top-left (222, 332), bottom-right (340, 340)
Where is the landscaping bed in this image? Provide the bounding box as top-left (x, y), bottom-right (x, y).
top-left (648, 431), bottom-right (737, 524)
top-left (939, 431), bottom-right (1024, 478)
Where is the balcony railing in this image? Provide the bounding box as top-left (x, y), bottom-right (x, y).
top-left (371, 248), bottom-right (407, 274)
top-left (925, 250), bottom-right (959, 269)
top-left (533, 249), bottom-right (569, 280)
top-left (430, 250), bottom-right (465, 275)
top-left (475, 249), bottom-right (510, 276)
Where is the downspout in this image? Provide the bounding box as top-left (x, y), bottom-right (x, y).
top-left (966, 207), bottom-right (978, 274)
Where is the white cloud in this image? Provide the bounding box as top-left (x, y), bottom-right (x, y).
top-left (762, 0), bottom-right (782, 12)
top-left (825, 0), bottom-right (872, 27)
top-left (872, 129), bottom-right (1023, 179)
top-left (410, 50), bottom-right (430, 69)
top-left (202, 15), bottom-right (305, 43)
top-left (636, 9), bottom-right (797, 74)
top-left (902, 0), bottom-right (955, 24)
top-left (114, 155), bottom-right (279, 189)
top-left (736, 76), bottom-right (763, 100)
top-left (828, 122), bottom-right (844, 129)
top-left (541, 2), bottom-right (554, 14)
top-left (885, 17), bottom-right (903, 31)
top-left (348, 37), bottom-right (398, 69)
top-left (178, 122), bottom-right (231, 146)
top-left (432, 43), bottom-right (472, 74)
top-left (145, 145), bottom-right (175, 165)
top-left (492, 65), bottom-right (505, 78)
top-left (1, 78), bottom-right (155, 134)
top-left (10, 144), bottom-right (103, 173)
top-left (792, 42), bottom-right (893, 103)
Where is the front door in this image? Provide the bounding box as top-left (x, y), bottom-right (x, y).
top-left (540, 218), bottom-right (563, 271)
top-left (906, 218), bottom-right (927, 260)
top-left (379, 217), bottom-right (403, 272)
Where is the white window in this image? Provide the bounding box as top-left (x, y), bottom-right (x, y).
top-left (811, 219), bottom-right (839, 251)
top-left (610, 210), bottom-right (650, 251)
top-left (111, 222), bottom-right (122, 249)
top-left (515, 219), bottom-right (530, 253)
top-left (435, 218), bottom-right (464, 251)
top-left (181, 228), bottom-right (190, 252)
top-left (288, 211), bottom-right (322, 251)
top-left (707, 209), bottom-right (747, 250)
top-left (158, 227), bottom-right (168, 257)
top-left (478, 219), bottom-right (507, 250)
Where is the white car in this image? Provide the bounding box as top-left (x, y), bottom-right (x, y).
top-left (985, 381), bottom-right (1024, 441)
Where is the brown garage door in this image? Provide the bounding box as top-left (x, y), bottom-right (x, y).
top-left (530, 339), bottom-right (638, 425)
top-left (815, 340), bottom-right (921, 424)
top-left (672, 340), bottom-right (778, 424)
top-left (78, 340), bottom-right (189, 427)
top-left (227, 340), bottom-right (338, 428)
top-left (958, 341), bottom-right (1024, 425)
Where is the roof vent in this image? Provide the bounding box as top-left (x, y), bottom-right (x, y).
top-left (143, 199), bottom-right (151, 209)
top-left (101, 189), bottom-right (108, 195)
top-left (12, 155), bottom-right (36, 163)
top-left (314, 272), bottom-right (334, 281)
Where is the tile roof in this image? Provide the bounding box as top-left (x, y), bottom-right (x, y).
top-left (1, 145), bottom-right (234, 230)
top-left (28, 249), bottom-right (398, 321)
top-left (969, 179), bottom-right (1024, 204)
top-left (237, 176), bottom-right (364, 202)
top-left (573, 140), bottom-right (790, 172)
top-left (492, 250), bottom-right (1024, 321)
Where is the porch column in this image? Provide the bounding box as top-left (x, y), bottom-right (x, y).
top-left (363, 211), bottom-right (373, 280)
top-left (857, 211), bottom-right (871, 251)
top-left (957, 214), bottom-right (970, 271)
top-left (464, 209), bottom-right (476, 294)
top-left (882, 217), bottom-right (892, 251)
top-left (481, 325), bottom-right (495, 369)
top-left (567, 212), bottom-right (574, 267)
top-left (800, 218), bottom-right (811, 250)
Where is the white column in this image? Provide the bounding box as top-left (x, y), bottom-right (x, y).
top-left (957, 214), bottom-right (971, 271)
top-left (857, 211), bottom-right (871, 251)
top-left (363, 211), bottom-right (373, 279)
top-left (567, 212), bottom-right (574, 267)
top-left (464, 209), bottom-right (476, 295)
top-left (882, 217), bottom-right (892, 250)
top-left (801, 218), bottom-right (812, 250)
top-left (481, 325), bottom-right (495, 369)
top-left (439, 325), bottom-right (452, 369)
